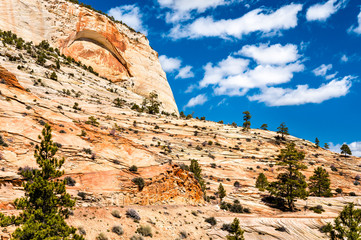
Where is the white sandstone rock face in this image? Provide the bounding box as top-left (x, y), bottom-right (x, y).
top-left (0, 0), bottom-right (178, 114)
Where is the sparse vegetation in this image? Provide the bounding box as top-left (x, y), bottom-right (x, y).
top-left (277, 122), bottom-right (289, 139)
top-left (242, 111), bottom-right (251, 131)
top-left (112, 225), bottom-right (123, 235)
top-left (0, 124), bottom-right (83, 239)
top-left (267, 143), bottom-right (308, 211)
top-left (309, 167), bottom-right (332, 197)
top-left (218, 183), bottom-right (226, 201)
top-left (132, 177), bottom-right (145, 191)
top-left (323, 203), bottom-right (361, 239)
top-left (111, 210), bottom-right (121, 218)
top-left (340, 144), bottom-right (352, 156)
top-left (226, 218), bottom-right (245, 240)
top-left (129, 165), bottom-right (138, 172)
top-left (136, 225), bottom-right (152, 237)
top-left (85, 116), bottom-right (99, 126)
top-left (256, 173), bottom-right (268, 191)
top-left (205, 217), bottom-right (217, 226)
top-left (126, 209), bottom-right (141, 221)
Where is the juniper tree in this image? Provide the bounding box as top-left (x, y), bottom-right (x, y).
top-left (190, 159), bottom-right (205, 192)
top-left (260, 124), bottom-right (268, 130)
top-left (324, 143), bottom-right (330, 150)
top-left (323, 203), bottom-right (361, 240)
top-left (309, 167), bottom-right (332, 197)
top-left (218, 183), bottom-right (226, 202)
top-left (277, 122), bottom-right (289, 139)
top-left (226, 218), bottom-right (245, 240)
top-left (340, 144), bottom-right (352, 157)
top-left (256, 173), bottom-right (269, 191)
top-left (242, 111), bottom-right (251, 131)
top-left (267, 143), bottom-right (308, 211)
top-left (147, 91), bottom-right (161, 114)
top-left (0, 124), bottom-right (83, 239)
top-left (315, 138), bottom-right (320, 148)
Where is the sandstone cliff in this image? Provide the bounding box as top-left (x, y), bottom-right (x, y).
top-left (0, 0), bottom-right (178, 114)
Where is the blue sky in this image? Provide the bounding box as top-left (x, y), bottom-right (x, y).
top-left (81, 0), bottom-right (361, 156)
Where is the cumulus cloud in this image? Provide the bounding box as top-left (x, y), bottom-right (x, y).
top-left (313, 64), bottom-right (332, 76)
top-left (159, 55), bottom-right (181, 72)
top-left (169, 3), bottom-right (303, 39)
top-left (348, 8), bottom-right (361, 34)
top-left (184, 94), bottom-right (208, 108)
top-left (158, 0), bottom-right (232, 23)
top-left (159, 55), bottom-right (194, 79)
top-left (306, 0), bottom-right (346, 22)
top-left (199, 44), bottom-right (304, 96)
top-left (237, 43), bottom-right (300, 65)
top-left (248, 76), bottom-right (352, 106)
top-left (176, 66), bottom-right (194, 79)
top-left (341, 54), bottom-right (349, 62)
top-left (108, 5), bottom-right (147, 34)
top-left (329, 141), bottom-right (361, 157)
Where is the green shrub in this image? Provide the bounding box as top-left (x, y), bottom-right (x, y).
top-left (132, 177), bottom-right (145, 191)
top-left (136, 225), bottom-right (152, 237)
top-left (50, 72), bottom-right (58, 81)
top-left (85, 116), bottom-right (99, 126)
top-left (111, 210), bottom-right (121, 218)
top-left (112, 225), bottom-right (123, 235)
top-left (64, 176), bottom-right (76, 186)
top-left (129, 165), bottom-right (138, 172)
top-left (205, 217), bottom-right (217, 226)
top-left (96, 233), bottom-right (108, 240)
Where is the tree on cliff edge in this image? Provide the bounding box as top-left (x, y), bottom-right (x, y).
top-left (0, 124), bottom-right (83, 239)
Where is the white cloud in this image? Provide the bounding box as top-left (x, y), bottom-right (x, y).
top-left (176, 66), bottom-right (194, 79)
top-left (159, 55), bottom-right (194, 79)
top-left (184, 94), bottom-right (208, 108)
top-left (329, 141), bottom-right (361, 157)
top-left (200, 56), bottom-right (250, 88)
top-left (169, 3), bottom-right (303, 39)
top-left (306, 0), bottom-right (346, 22)
top-left (248, 76), bottom-right (352, 106)
top-left (158, 0), bottom-right (231, 23)
top-left (313, 64), bottom-right (332, 76)
top-left (108, 5), bottom-right (147, 34)
top-left (238, 43), bottom-right (300, 65)
top-left (348, 8), bottom-right (361, 34)
top-left (199, 44), bottom-right (304, 96)
top-left (159, 55), bottom-right (181, 72)
top-left (341, 54), bottom-right (349, 62)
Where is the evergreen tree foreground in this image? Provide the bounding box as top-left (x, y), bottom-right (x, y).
top-left (0, 124), bottom-right (83, 240)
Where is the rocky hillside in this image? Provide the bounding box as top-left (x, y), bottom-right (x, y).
top-left (0, 2), bottom-right (361, 240)
top-left (0, 0), bottom-right (178, 114)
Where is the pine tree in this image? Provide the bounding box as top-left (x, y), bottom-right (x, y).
top-left (0, 124), bottom-right (83, 239)
top-left (242, 111), bottom-right (251, 131)
top-left (260, 124), bottom-right (268, 130)
top-left (226, 218), bottom-right (245, 240)
top-left (218, 183), bottom-right (226, 202)
top-left (309, 167), bottom-right (332, 197)
top-left (147, 91), bottom-right (161, 114)
top-left (340, 144), bottom-right (352, 157)
top-left (277, 122), bottom-right (289, 139)
top-left (324, 143), bottom-right (330, 150)
top-left (190, 159), bottom-right (205, 192)
top-left (315, 138), bottom-right (320, 148)
top-left (256, 173), bottom-right (268, 191)
top-left (324, 203), bottom-right (361, 239)
top-left (267, 143), bottom-right (308, 211)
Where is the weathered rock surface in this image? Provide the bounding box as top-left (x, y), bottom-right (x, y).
top-left (0, 9), bottom-right (361, 240)
top-left (0, 0), bottom-right (178, 114)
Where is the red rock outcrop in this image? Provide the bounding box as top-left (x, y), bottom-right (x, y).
top-left (0, 65), bottom-right (24, 90)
